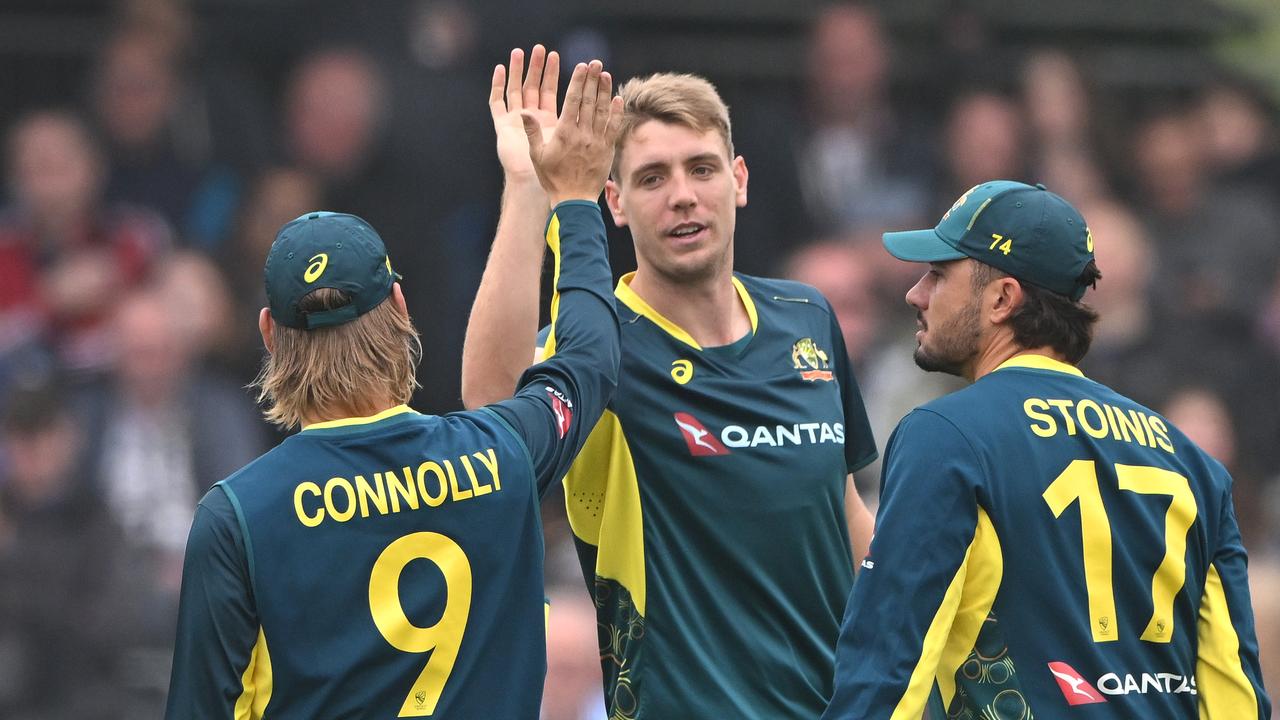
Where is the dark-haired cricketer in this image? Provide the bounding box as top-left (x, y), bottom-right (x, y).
top-left (165, 59), bottom-right (624, 718)
top-left (823, 181), bottom-right (1269, 719)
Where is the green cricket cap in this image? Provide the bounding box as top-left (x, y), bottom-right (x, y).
top-left (264, 211), bottom-right (401, 329)
top-left (882, 180), bottom-right (1096, 300)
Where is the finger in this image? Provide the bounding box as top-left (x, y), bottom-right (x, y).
top-left (521, 111), bottom-right (545, 164)
top-left (488, 64), bottom-right (506, 119)
top-left (593, 70), bottom-right (614, 135)
top-left (505, 47), bottom-right (525, 111)
top-left (603, 95), bottom-right (625, 146)
top-left (561, 62), bottom-right (588, 125)
top-left (523, 44), bottom-right (545, 109)
top-left (579, 60), bottom-right (602, 127)
top-left (540, 50), bottom-right (560, 112)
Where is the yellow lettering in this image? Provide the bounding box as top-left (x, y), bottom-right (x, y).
top-left (1077, 400), bottom-right (1110, 439)
top-left (1149, 417), bottom-right (1176, 454)
top-left (1024, 398), bottom-right (1057, 437)
top-left (989, 233), bottom-right (1004, 250)
top-left (445, 459), bottom-right (472, 501)
top-left (294, 481), bottom-right (324, 527)
top-left (1139, 412), bottom-right (1158, 449)
top-left (356, 474), bottom-right (389, 518)
top-left (461, 455), bottom-right (491, 496)
top-left (1123, 410), bottom-right (1149, 447)
top-left (1104, 404), bottom-right (1128, 441)
top-left (418, 462), bottom-right (449, 507)
top-left (304, 253), bottom-right (329, 283)
top-left (1046, 399), bottom-right (1078, 435)
top-left (388, 467), bottom-right (420, 513)
top-left (473, 449), bottom-right (500, 492)
top-left (325, 477), bottom-right (357, 523)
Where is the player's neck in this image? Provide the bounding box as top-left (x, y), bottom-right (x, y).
top-left (628, 267), bottom-right (751, 347)
top-left (970, 334), bottom-right (1069, 382)
top-left (301, 396), bottom-right (401, 428)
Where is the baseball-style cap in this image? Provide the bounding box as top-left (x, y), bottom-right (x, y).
top-left (882, 180), bottom-right (1095, 300)
top-left (264, 211), bottom-right (401, 329)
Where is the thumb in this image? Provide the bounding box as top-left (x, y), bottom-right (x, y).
top-left (521, 111), bottom-right (545, 163)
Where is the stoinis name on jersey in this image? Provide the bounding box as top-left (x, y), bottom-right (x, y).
top-left (292, 448), bottom-right (502, 527)
top-left (1022, 397), bottom-right (1175, 454)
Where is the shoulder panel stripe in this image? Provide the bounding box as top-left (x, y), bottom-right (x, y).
top-left (301, 404), bottom-right (417, 431)
top-left (562, 409), bottom-right (647, 616)
top-left (1197, 564), bottom-right (1261, 717)
top-left (544, 212), bottom-right (563, 357)
top-left (234, 628), bottom-right (272, 720)
top-left (219, 482), bottom-right (257, 600)
top-left (895, 508), bottom-right (1004, 718)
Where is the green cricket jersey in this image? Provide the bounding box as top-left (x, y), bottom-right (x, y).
top-left (164, 201), bottom-right (619, 719)
top-left (824, 354), bottom-right (1269, 719)
top-left (543, 272), bottom-right (877, 719)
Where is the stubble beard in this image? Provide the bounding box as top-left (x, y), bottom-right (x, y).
top-left (912, 299), bottom-right (982, 377)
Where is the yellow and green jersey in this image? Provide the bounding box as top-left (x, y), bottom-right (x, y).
top-left (164, 201), bottom-right (620, 719)
top-left (825, 355), bottom-right (1269, 719)
top-left (543, 272), bottom-right (877, 719)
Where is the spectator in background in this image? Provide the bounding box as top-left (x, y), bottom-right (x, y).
top-left (937, 90), bottom-right (1027, 213)
top-left (91, 27), bottom-right (241, 251)
top-left (1197, 76), bottom-right (1280, 198)
top-left (0, 109), bottom-right (170, 374)
top-left (1020, 50), bottom-right (1110, 206)
top-left (1129, 108), bottom-right (1280, 325)
top-left (221, 167), bottom-right (323, 380)
top-left (784, 239), bottom-right (882, 372)
top-left (0, 375), bottom-right (126, 718)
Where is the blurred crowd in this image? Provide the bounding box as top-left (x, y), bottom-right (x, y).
top-left (1, 1), bottom-right (1279, 718)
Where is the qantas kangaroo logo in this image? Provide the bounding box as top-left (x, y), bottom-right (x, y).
top-left (545, 386), bottom-right (573, 439)
top-left (673, 413), bottom-right (730, 456)
top-left (1048, 662), bottom-right (1107, 706)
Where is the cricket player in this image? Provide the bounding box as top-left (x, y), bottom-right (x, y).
top-left (824, 181), bottom-right (1270, 719)
top-left (463, 47), bottom-right (878, 718)
top-left (164, 60), bottom-right (623, 718)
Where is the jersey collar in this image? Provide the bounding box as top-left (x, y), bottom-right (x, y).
top-left (301, 404), bottom-right (418, 431)
top-left (613, 272), bottom-right (759, 351)
top-left (993, 353), bottom-right (1085, 377)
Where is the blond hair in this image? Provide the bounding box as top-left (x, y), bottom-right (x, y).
top-left (253, 288), bottom-right (421, 429)
top-left (612, 73), bottom-right (734, 180)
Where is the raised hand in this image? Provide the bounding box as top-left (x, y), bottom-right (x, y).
top-left (522, 60), bottom-right (624, 206)
top-left (489, 45), bottom-right (560, 182)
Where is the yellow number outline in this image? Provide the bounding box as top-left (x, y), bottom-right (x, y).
top-left (1043, 461), bottom-right (1197, 644)
top-left (369, 532), bottom-right (473, 716)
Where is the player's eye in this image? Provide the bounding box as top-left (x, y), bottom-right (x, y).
top-left (691, 165), bottom-right (714, 177)
top-left (639, 174), bottom-right (662, 187)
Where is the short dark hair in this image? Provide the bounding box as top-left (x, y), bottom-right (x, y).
top-left (971, 260), bottom-right (1102, 363)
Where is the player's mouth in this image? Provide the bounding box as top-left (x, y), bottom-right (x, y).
top-left (666, 222), bottom-right (708, 245)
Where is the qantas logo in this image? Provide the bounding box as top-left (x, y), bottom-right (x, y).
top-left (674, 413), bottom-right (730, 456)
top-left (546, 386), bottom-right (573, 439)
top-left (673, 413), bottom-right (845, 456)
top-left (1048, 662), bottom-right (1107, 705)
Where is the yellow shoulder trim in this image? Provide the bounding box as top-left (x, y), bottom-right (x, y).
top-left (994, 353), bottom-right (1084, 377)
top-left (234, 628), bottom-right (272, 720)
top-left (613, 273), bottom-right (758, 350)
top-left (544, 213), bottom-right (564, 357)
top-left (1197, 564), bottom-right (1261, 717)
top-left (302, 404), bottom-right (417, 431)
top-left (730, 276), bottom-right (759, 334)
top-left (894, 508), bottom-right (1003, 718)
top-left (563, 410), bottom-right (647, 616)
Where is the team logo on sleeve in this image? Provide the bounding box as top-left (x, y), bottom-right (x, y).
top-left (1047, 662), bottom-right (1107, 706)
top-left (545, 386), bottom-right (573, 438)
top-left (673, 413), bottom-right (730, 456)
top-left (791, 338), bottom-right (833, 382)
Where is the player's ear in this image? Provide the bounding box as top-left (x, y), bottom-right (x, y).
top-left (604, 179), bottom-right (627, 227)
top-left (732, 155), bottom-right (748, 208)
top-left (391, 282), bottom-right (408, 318)
top-left (258, 307), bottom-right (275, 355)
top-left (988, 276), bottom-right (1023, 325)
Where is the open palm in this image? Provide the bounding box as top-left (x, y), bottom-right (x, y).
top-left (490, 45), bottom-right (559, 180)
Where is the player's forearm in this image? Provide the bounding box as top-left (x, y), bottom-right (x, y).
top-left (461, 177), bottom-right (549, 408)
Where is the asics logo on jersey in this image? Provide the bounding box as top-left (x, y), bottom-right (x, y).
top-left (674, 413), bottom-right (730, 456)
top-left (545, 386), bottom-right (573, 439)
top-left (1047, 662), bottom-right (1107, 705)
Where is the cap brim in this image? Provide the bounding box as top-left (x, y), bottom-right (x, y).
top-left (882, 229), bottom-right (968, 263)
